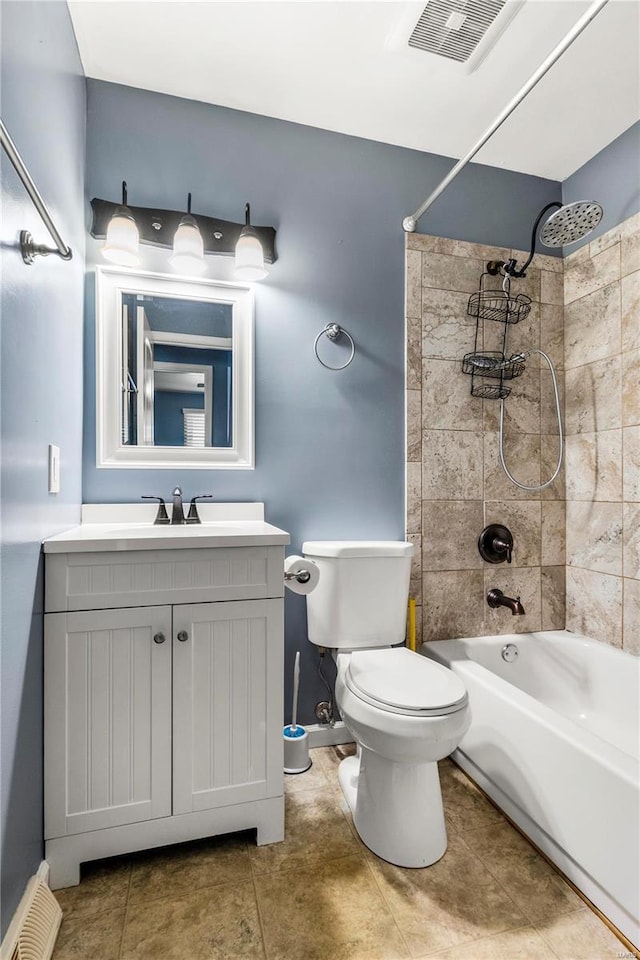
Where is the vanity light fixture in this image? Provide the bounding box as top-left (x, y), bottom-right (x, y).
top-left (101, 181), bottom-right (141, 267)
top-left (170, 193), bottom-right (206, 275)
top-left (234, 203), bottom-right (268, 281)
top-left (91, 192), bottom-right (277, 278)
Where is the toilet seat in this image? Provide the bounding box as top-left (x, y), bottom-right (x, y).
top-left (345, 647), bottom-right (468, 717)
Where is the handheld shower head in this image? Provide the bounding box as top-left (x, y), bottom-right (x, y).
top-left (539, 201), bottom-right (603, 248)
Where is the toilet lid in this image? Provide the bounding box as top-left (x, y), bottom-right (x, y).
top-left (345, 647), bottom-right (467, 716)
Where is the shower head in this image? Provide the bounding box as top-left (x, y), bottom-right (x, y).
top-left (539, 201), bottom-right (604, 248)
top-left (490, 198), bottom-right (605, 280)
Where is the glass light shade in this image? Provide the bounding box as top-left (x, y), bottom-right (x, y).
top-left (101, 209), bottom-right (140, 266)
top-left (170, 215), bottom-right (206, 274)
top-left (234, 230), bottom-right (268, 281)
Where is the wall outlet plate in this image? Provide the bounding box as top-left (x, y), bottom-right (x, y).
top-left (48, 444), bottom-right (60, 494)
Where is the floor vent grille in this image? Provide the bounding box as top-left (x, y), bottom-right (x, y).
top-left (409, 0), bottom-right (508, 63)
top-left (2, 875), bottom-right (61, 960)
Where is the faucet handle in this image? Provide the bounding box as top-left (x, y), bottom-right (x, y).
top-left (142, 496), bottom-right (170, 525)
top-left (186, 494), bottom-right (214, 524)
top-left (478, 524), bottom-right (514, 564)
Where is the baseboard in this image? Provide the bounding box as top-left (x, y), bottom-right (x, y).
top-left (0, 860), bottom-right (61, 960)
top-left (307, 721), bottom-right (354, 748)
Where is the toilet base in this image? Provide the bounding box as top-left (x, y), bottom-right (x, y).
top-left (338, 747), bottom-right (448, 868)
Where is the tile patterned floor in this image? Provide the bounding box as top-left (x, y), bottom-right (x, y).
top-left (52, 746), bottom-right (627, 960)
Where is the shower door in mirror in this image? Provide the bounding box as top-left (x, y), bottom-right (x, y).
top-left (97, 268), bottom-right (253, 469)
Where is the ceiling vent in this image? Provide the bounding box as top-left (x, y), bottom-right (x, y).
top-left (387, 0), bottom-right (524, 73)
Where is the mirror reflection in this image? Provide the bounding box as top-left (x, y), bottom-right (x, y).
top-left (121, 294), bottom-right (233, 448)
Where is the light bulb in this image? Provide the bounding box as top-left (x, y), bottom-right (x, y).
top-left (170, 213), bottom-right (205, 275)
top-left (102, 208), bottom-right (140, 266)
top-left (234, 203), bottom-right (268, 281)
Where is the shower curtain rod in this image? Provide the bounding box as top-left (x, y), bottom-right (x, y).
top-left (403, 0), bottom-right (610, 233)
top-left (1, 118), bottom-right (73, 263)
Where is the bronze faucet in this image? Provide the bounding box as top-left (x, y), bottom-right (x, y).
top-left (487, 588), bottom-right (525, 616)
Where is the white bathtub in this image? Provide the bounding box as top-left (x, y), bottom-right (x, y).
top-left (422, 630), bottom-right (640, 948)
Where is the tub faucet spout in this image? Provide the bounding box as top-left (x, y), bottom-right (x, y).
top-left (487, 588), bottom-right (525, 616)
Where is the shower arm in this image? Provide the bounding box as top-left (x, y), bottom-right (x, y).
top-left (402, 0), bottom-right (610, 234)
top-left (489, 201), bottom-right (562, 279)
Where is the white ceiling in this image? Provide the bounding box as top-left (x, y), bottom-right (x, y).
top-left (69, 0), bottom-right (640, 181)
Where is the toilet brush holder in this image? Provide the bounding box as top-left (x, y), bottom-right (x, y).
top-left (283, 725), bottom-right (311, 774)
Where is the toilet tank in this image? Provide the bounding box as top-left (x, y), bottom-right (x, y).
top-left (302, 541), bottom-right (414, 650)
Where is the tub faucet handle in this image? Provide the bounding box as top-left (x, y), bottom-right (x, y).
top-left (478, 524), bottom-right (514, 565)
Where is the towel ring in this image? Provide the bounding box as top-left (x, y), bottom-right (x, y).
top-left (314, 323), bottom-right (355, 371)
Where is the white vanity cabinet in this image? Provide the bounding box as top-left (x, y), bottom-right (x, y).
top-left (43, 529), bottom-right (287, 890)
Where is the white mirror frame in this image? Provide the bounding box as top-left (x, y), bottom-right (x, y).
top-left (96, 266), bottom-right (254, 469)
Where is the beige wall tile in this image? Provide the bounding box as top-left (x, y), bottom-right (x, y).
top-left (540, 269), bottom-right (563, 306)
top-left (564, 244), bottom-right (590, 267)
top-left (483, 566), bottom-right (541, 634)
top-left (406, 389), bottom-right (421, 462)
top-left (535, 252), bottom-right (563, 274)
top-left (621, 229), bottom-right (640, 277)
top-left (540, 368), bottom-right (564, 436)
top-left (408, 532), bottom-right (422, 580)
top-left (541, 566), bottom-right (566, 630)
top-left (540, 434), bottom-right (565, 501)
top-left (422, 429), bottom-right (483, 500)
top-left (409, 577), bottom-right (422, 607)
top-left (566, 566), bottom-right (622, 647)
top-left (622, 349), bottom-right (640, 426)
top-left (484, 432), bottom-right (541, 501)
top-left (422, 570), bottom-right (485, 641)
top-left (623, 502), bottom-right (640, 579)
top-left (564, 243), bottom-right (620, 304)
top-left (589, 223), bottom-right (621, 257)
top-left (620, 211), bottom-right (640, 238)
top-left (422, 252), bottom-right (485, 293)
top-left (422, 288), bottom-right (476, 360)
top-left (406, 315), bottom-right (421, 390)
top-left (405, 249), bottom-right (422, 319)
top-left (566, 501), bottom-right (623, 576)
top-left (623, 425), bottom-right (640, 501)
top-left (422, 500), bottom-right (484, 571)
top-left (407, 232), bottom-right (510, 261)
top-left (484, 370), bottom-right (541, 436)
top-left (623, 577), bottom-right (640, 655)
top-left (541, 501), bottom-right (566, 565)
top-left (565, 431), bottom-right (622, 502)
top-left (539, 304), bottom-right (564, 370)
top-left (406, 461), bottom-right (422, 534)
top-left (620, 269), bottom-right (640, 352)
top-left (564, 281), bottom-right (621, 369)
top-left (423, 358), bottom-right (483, 432)
top-left (564, 356), bottom-right (621, 436)
top-left (483, 501), bottom-right (541, 567)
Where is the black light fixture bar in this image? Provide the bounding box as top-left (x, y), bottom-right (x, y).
top-left (90, 198), bottom-right (277, 264)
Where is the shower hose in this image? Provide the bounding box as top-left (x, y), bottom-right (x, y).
top-left (499, 348), bottom-right (563, 492)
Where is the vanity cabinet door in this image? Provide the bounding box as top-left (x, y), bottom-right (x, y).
top-left (172, 600), bottom-right (284, 815)
top-left (45, 606), bottom-right (172, 839)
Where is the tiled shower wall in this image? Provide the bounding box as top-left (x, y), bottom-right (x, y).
top-left (406, 234), bottom-right (566, 644)
top-left (564, 212), bottom-right (640, 654)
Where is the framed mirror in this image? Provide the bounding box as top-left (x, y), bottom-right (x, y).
top-left (96, 267), bottom-right (254, 469)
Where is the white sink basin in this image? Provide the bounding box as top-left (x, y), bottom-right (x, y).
top-left (43, 503), bottom-right (290, 553)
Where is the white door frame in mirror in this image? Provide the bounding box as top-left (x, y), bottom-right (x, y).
top-left (96, 267), bottom-right (254, 469)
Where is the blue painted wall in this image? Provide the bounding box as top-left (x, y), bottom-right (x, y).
top-left (0, 1), bottom-right (85, 933)
top-left (563, 120), bottom-right (640, 248)
top-left (84, 79), bottom-right (561, 725)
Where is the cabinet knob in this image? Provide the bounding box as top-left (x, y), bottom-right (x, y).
top-left (153, 632), bottom-right (166, 644)
top-left (177, 630), bottom-right (189, 643)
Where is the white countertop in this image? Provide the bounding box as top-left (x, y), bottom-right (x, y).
top-left (43, 503), bottom-right (290, 553)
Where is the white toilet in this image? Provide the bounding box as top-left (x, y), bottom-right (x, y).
top-left (302, 540), bottom-right (471, 868)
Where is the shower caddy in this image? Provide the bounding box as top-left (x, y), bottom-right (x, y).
top-left (461, 271), bottom-right (531, 399)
